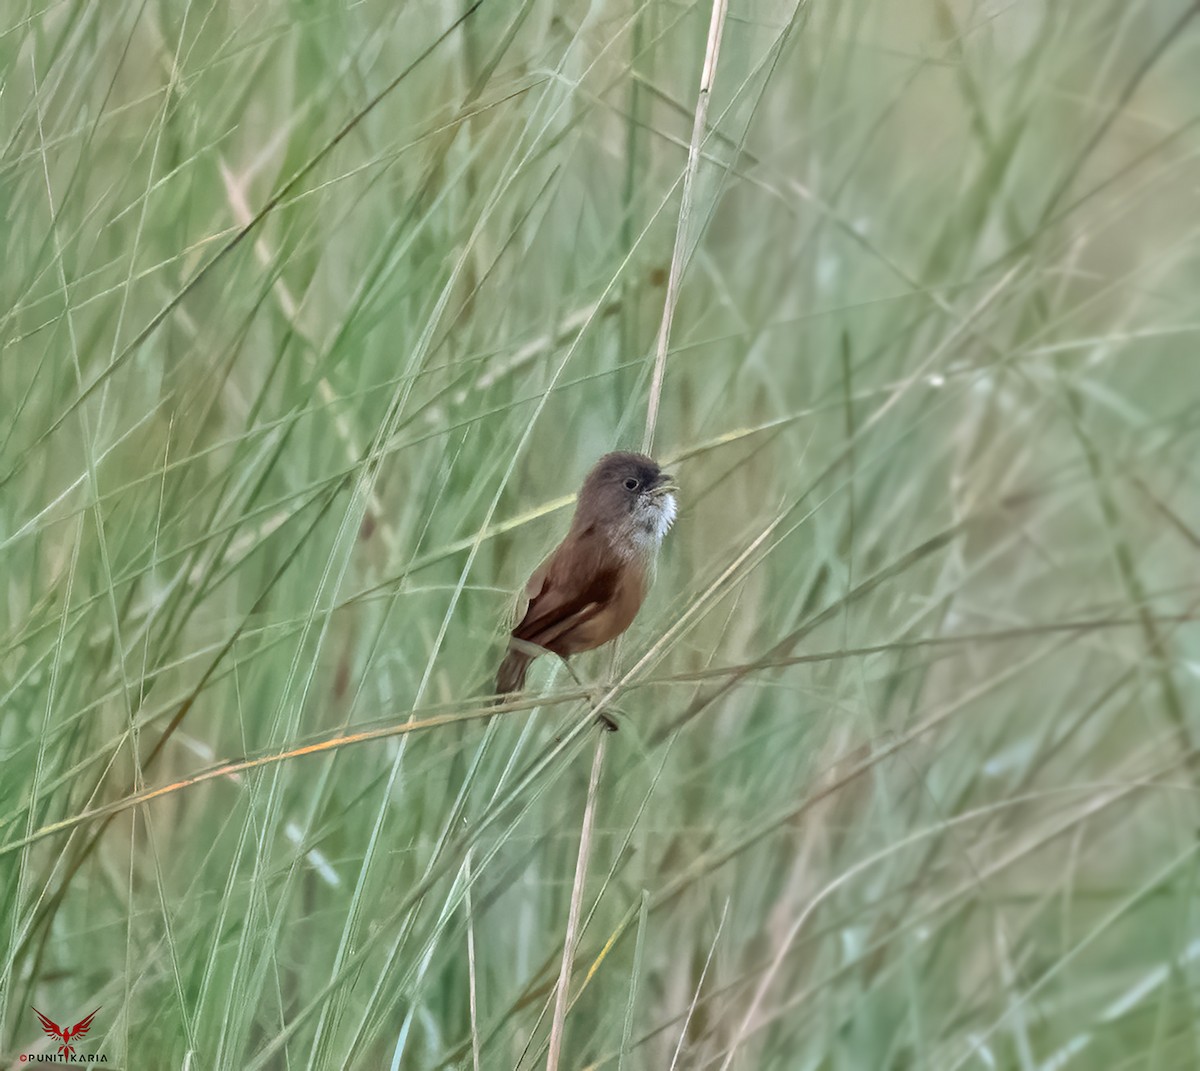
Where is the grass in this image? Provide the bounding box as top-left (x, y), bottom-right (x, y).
top-left (3, 0), bottom-right (1200, 1067)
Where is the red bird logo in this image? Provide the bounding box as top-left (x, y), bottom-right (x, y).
top-left (32, 1006), bottom-right (100, 1060)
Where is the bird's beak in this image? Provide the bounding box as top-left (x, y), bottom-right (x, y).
top-left (652, 473), bottom-right (678, 496)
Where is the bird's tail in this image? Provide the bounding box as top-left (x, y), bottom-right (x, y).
top-left (495, 647), bottom-right (532, 695)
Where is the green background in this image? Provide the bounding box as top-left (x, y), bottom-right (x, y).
top-left (3, 0), bottom-right (1200, 1067)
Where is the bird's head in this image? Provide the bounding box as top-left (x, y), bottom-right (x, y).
top-left (574, 451), bottom-right (677, 555)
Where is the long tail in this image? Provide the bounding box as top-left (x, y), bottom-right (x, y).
top-left (495, 647), bottom-right (532, 695)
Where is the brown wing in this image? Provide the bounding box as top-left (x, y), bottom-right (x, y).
top-left (32, 1008), bottom-right (64, 1041)
top-left (512, 528), bottom-right (621, 655)
top-left (509, 553), bottom-right (551, 629)
top-left (68, 1008), bottom-right (100, 1040)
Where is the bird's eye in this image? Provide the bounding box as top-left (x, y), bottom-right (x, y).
top-left (623, 477), bottom-right (640, 491)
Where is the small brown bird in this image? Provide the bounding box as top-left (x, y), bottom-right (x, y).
top-left (495, 451), bottom-right (677, 697)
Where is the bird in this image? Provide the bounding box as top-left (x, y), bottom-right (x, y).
top-left (495, 451), bottom-right (677, 707)
top-left (32, 1006), bottom-right (100, 1061)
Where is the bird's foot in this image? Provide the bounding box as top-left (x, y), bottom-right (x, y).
top-left (581, 682), bottom-right (623, 731)
top-left (557, 658), bottom-right (622, 732)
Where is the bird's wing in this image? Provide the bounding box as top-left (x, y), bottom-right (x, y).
top-left (507, 554), bottom-right (551, 629)
top-left (69, 1008), bottom-right (100, 1040)
top-left (512, 529), bottom-right (619, 650)
top-left (32, 1008), bottom-right (64, 1041)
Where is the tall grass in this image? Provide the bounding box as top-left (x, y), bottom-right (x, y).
top-left (3, 0), bottom-right (1200, 1067)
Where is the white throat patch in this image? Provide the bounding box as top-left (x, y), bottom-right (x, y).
top-left (626, 491), bottom-right (676, 555)
top-left (652, 492), bottom-right (677, 540)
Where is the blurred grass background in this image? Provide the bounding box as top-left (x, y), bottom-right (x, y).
top-left (3, 0), bottom-right (1200, 1067)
